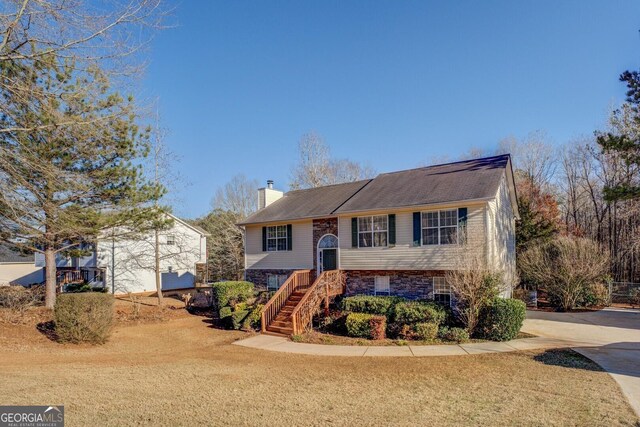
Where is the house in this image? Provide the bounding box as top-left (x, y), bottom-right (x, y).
top-left (33, 214), bottom-right (209, 294)
top-left (0, 243), bottom-right (43, 286)
top-left (239, 155), bottom-right (519, 334)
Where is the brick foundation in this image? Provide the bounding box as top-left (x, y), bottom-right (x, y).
top-left (245, 269), bottom-right (296, 291)
top-left (344, 270), bottom-right (446, 300)
top-left (313, 217), bottom-right (339, 273)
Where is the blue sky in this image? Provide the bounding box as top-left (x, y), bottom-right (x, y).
top-left (142, 1), bottom-right (640, 218)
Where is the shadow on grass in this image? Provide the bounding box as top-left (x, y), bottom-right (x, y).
top-left (36, 320), bottom-right (58, 342)
top-left (533, 349), bottom-right (604, 372)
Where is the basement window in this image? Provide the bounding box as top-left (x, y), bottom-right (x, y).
top-left (267, 274), bottom-right (288, 291)
top-left (433, 277), bottom-right (452, 306)
top-left (374, 276), bottom-right (390, 296)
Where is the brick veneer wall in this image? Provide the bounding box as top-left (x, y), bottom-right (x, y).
top-left (313, 217), bottom-right (339, 273)
top-left (344, 270), bottom-right (447, 300)
top-left (245, 269), bottom-right (296, 291)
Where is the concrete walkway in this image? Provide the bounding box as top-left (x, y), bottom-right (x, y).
top-left (233, 334), bottom-right (589, 357)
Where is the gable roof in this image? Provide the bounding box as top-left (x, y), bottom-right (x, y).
top-left (335, 155), bottom-right (510, 213)
top-left (167, 213), bottom-right (211, 237)
top-left (239, 180), bottom-right (371, 225)
top-left (0, 243), bottom-right (34, 263)
top-left (239, 154), bottom-right (517, 225)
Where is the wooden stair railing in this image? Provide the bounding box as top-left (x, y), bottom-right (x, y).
top-left (55, 270), bottom-right (84, 293)
top-left (261, 270), bottom-right (312, 333)
top-left (290, 270), bottom-right (345, 335)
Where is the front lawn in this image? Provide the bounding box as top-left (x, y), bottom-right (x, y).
top-left (0, 306), bottom-right (637, 426)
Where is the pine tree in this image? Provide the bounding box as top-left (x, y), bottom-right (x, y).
top-left (0, 55), bottom-right (164, 308)
top-left (597, 70), bottom-right (640, 201)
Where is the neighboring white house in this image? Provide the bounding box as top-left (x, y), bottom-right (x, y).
top-left (32, 214), bottom-right (209, 294)
top-left (0, 244), bottom-right (43, 286)
top-left (239, 155), bottom-right (519, 303)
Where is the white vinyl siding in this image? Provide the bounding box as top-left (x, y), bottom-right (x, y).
top-left (245, 222), bottom-right (314, 270)
top-left (338, 205), bottom-right (485, 270)
top-left (488, 174), bottom-right (517, 293)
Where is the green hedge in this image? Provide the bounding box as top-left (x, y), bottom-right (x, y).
top-left (394, 301), bottom-right (447, 326)
top-left (478, 298), bottom-right (526, 341)
top-left (413, 322), bottom-right (438, 341)
top-left (231, 310), bottom-right (249, 330)
top-left (438, 326), bottom-right (470, 343)
top-left (340, 295), bottom-right (404, 316)
top-left (210, 281), bottom-right (254, 308)
top-left (54, 293), bottom-right (114, 344)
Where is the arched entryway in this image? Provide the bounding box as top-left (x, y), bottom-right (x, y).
top-left (317, 234), bottom-right (339, 275)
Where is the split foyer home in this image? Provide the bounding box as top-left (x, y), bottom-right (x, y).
top-left (240, 155), bottom-right (518, 336)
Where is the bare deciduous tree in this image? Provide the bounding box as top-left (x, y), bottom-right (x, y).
top-left (290, 132), bottom-right (375, 190)
top-left (212, 174), bottom-right (259, 219)
top-left (519, 236), bottom-right (610, 311)
top-left (446, 244), bottom-right (506, 334)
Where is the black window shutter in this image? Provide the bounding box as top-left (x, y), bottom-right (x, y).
top-left (388, 214), bottom-right (396, 245)
top-left (351, 218), bottom-right (358, 248)
top-left (286, 224), bottom-right (293, 251)
top-left (262, 227), bottom-right (267, 251)
top-left (458, 208), bottom-right (468, 244)
top-left (413, 212), bottom-right (421, 246)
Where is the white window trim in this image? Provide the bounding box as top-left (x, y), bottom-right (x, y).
top-left (166, 235), bottom-right (176, 245)
top-left (266, 225), bottom-right (288, 252)
top-left (357, 215), bottom-right (389, 248)
top-left (421, 208), bottom-right (459, 246)
top-left (433, 276), bottom-right (452, 307)
top-left (374, 276), bottom-right (390, 296)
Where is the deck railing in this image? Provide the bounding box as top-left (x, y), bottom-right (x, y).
top-left (261, 270), bottom-right (312, 333)
top-left (290, 270), bottom-right (345, 335)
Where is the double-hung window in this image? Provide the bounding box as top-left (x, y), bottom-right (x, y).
top-left (433, 277), bottom-right (452, 306)
top-left (266, 225), bottom-right (288, 251)
top-left (358, 215), bottom-right (388, 248)
top-left (422, 209), bottom-right (458, 245)
top-left (374, 276), bottom-right (390, 295)
top-left (267, 274), bottom-right (288, 291)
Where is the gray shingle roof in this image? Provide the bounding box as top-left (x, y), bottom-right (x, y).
top-left (239, 180), bottom-right (371, 225)
top-left (0, 243), bottom-right (34, 263)
top-left (239, 155), bottom-right (512, 225)
top-left (335, 155), bottom-right (509, 213)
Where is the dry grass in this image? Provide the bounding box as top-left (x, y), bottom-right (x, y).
top-left (0, 309), bottom-right (637, 426)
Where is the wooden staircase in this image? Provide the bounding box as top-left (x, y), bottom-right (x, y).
top-left (261, 270), bottom-right (346, 337)
top-left (264, 291), bottom-right (304, 336)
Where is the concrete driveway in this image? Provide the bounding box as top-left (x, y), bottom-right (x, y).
top-left (523, 308), bottom-right (640, 416)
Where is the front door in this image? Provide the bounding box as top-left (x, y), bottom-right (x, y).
top-left (322, 249), bottom-right (337, 272)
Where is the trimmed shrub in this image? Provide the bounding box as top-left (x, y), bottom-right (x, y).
top-left (413, 322), bottom-right (438, 341)
top-left (231, 310), bottom-right (249, 330)
top-left (478, 298), bottom-right (526, 341)
top-left (219, 306), bottom-right (232, 321)
top-left (346, 312), bottom-right (374, 338)
top-left (369, 315), bottom-right (386, 340)
top-left (340, 295), bottom-right (403, 316)
top-left (438, 326), bottom-right (470, 343)
top-left (210, 281), bottom-right (254, 308)
top-left (243, 304), bottom-right (263, 330)
top-left (394, 301), bottom-right (447, 326)
top-left (54, 293), bottom-right (113, 344)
